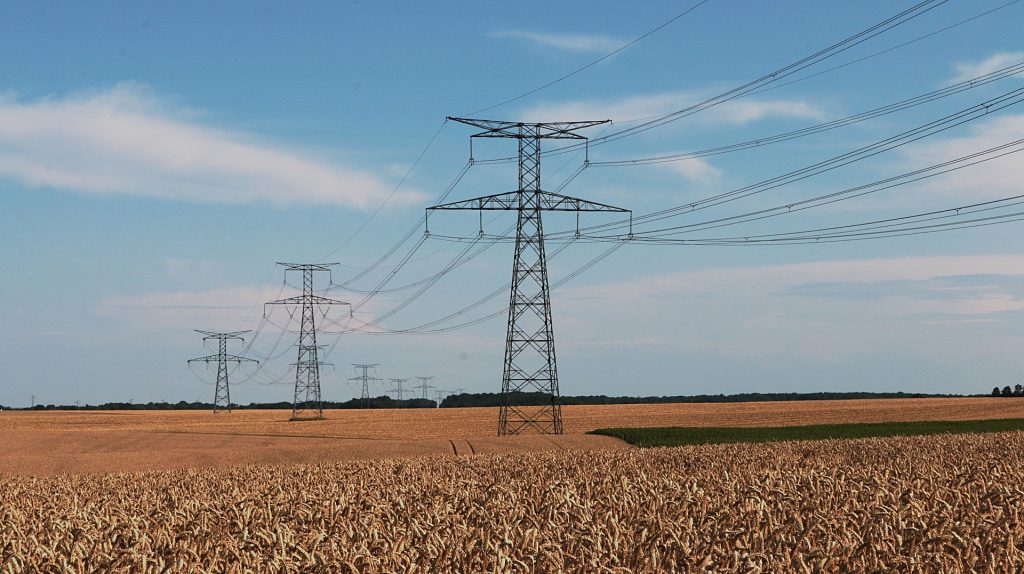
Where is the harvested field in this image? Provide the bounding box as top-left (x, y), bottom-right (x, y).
top-left (2, 397), bottom-right (1022, 475)
top-left (0, 429), bottom-right (625, 476)
top-left (2, 431), bottom-right (1023, 572)
top-left (3, 397), bottom-right (1022, 437)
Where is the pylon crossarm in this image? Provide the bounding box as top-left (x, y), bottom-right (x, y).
top-left (276, 262), bottom-right (338, 271)
top-left (195, 329), bottom-right (250, 339)
top-left (267, 295), bottom-right (349, 307)
top-left (428, 191), bottom-right (521, 211)
top-left (428, 190), bottom-right (629, 213)
top-left (533, 191), bottom-right (630, 212)
top-left (187, 355), bottom-right (219, 363)
top-left (448, 117), bottom-right (609, 139)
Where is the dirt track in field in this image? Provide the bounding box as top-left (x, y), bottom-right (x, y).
top-left (2, 398), bottom-right (1021, 475)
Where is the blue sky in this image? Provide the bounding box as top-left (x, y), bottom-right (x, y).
top-left (2, 1), bottom-right (1024, 407)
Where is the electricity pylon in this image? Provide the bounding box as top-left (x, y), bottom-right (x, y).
top-left (433, 388), bottom-right (452, 407)
top-left (266, 263), bottom-right (350, 421)
top-left (187, 330), bottom-right (257, 413)
top-left (414, 376), bottom-right (436, 399)
top-left (428, 117), bottom-right (631, 435)
top-left (387, 378), bottom-right (409, 400)
top-left (350, 363), bottom-right (382, 408)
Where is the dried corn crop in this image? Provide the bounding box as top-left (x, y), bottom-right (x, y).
top-left (2, 431), bottom-right (1024, 573)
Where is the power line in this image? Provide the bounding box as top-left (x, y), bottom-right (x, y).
top-left (589, 59), bottom-right (1024, 167)
top-left (739, 0), bottom-right (1023, 102)
top-left (531, 0), bottom-right (950, 160)
top-left (624, 137), bottom-right (1024, 241)
top-left (465, 0), bottom-right (714, 116)
top-left (329, 160), bottom-right (474, 290)
top-left (551, 84), bottom-right (1024, 239)
top-left (318, 119), bottom-right (448, 262)
top-left (596, 0), bottom-right (950, 145)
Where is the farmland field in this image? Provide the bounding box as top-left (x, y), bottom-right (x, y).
top-left (3, 397), bottom-right (1024, 475)
top-left (3, 431), bottom-right (1024, 572)
top-left (4, 398), bottom-right (1024, 571)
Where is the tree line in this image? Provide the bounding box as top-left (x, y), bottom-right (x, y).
top-left (2, 390), bottom-right (976, 411)
top-left (439, 391), bottom-right (961, 408)
top-left (991, 385), bottom-right (1024, 397)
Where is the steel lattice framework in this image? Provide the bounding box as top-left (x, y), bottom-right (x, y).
top-left (428, 117), bottom-right (631, 435)
top-left (350, 363), bottom-right (382, 408)
top-left (187, 330), bottom-right (257, 413)
top-left (266, 263), bottom-right (349, 420)
top-left (414, 376), bottom-right (436, 400)
top-left (387, 378), bottom-right (410, 400)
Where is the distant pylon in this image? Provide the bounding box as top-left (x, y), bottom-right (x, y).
top-left (413, 376), bottom-right (436, 400)
top-left (433, 388), bottom-right (451, 408)
top-left (387, 378), bottom-right (409, 400)
top-left (187, 330), bottom-right (257, 413)
top-left (428, 118), bottom-right (631, 435)
top-left (266, 263), bottom-right (350, 421)
top-left (350, 364), bottom-right (382, 408)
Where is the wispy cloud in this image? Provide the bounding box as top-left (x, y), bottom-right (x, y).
top-left (489, 30), bottom-right (624, 54)
top-left (947, 51), bottom-right (1024, 85)
top-left (97, 284), bottom-right (382, 332)
top-left (0, 84), bottom-right (425, 208)
top-left (97, 286), bottom-right (282, 331)
top-left (521, 90), bottom-right (827, 125)
top-left (659, 157), bottom-right (721, 184)
top-left (558, 255), bottom-right (1024, 359)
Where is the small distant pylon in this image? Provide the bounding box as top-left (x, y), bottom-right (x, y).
top-left (387, 378), bottom-right (410, 400)
top-left (414, 376), bottom-right (436, 400)
top-left (187, 330), bottom-right (258, 413)
top-left (433, 388), bottom-right (452, 408)
top-left (266, 263), bottom-right (350, 421)
top-left (350, 364), bottom-right (382, 408)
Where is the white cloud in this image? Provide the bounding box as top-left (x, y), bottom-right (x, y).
top-left (714, 100), bottom-right (827, 124)
top-left (659, 157), bottom-right (721, 184)
top-left (898, 114), bottom-right (1024, 201)
top-left (947, 51), bottom-right (1024, 85)
top-left (0, 84), bottom-right (425, 208)
top-left (521, 90), bottom-right (826, 126)
top-left (557, 255), bottom-right (1024, 359)
top-left (490, 30), bottom-right (624, 54)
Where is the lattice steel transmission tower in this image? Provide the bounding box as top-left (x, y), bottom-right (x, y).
top-left (413, 376), bottom-right (436, 399)
top-left (428, 118), bottom-right (631, 435)
top-left (350, 363), bottom-right (382, 408)
top-left (387, 378), bottom-right (409, 400)
top-left (433, 388), bottom-right (452, 407)
top-left (266, 263), bottom-right (350, 421)
top-left (187, 330), bottom-right (257, 413)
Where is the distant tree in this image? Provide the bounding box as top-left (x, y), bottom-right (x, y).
top-left (1015, 384), bottom-right (1024, 396)
top-left (1002, 386), bottom-right (1014, 397)
top-left (993, 387), bottom-right (1003, 397)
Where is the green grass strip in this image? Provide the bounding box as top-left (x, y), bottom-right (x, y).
top-left (589, 418), bottom-right (1024, 447)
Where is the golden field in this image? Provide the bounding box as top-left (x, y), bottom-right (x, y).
top-left (2, 397), bottom-right (1024, 475)
top-left (3, 431), bottom-right (1023, 573)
